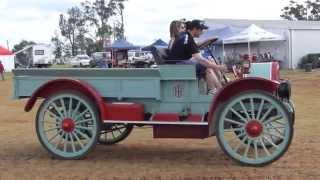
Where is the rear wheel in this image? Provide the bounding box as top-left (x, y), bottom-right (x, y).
top-left (98, 123), bottom-right (133, 145)
top-left (215, 90), bottom-right (293, 166)
top-left (36, 91), bottom-right (100, 159)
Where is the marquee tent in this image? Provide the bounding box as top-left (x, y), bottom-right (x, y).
top-left (198, 26), bottom-right (242, 44)
top-left (106, 39), bottom-right (139, 50)
top-left (0, 46), bottom-right (14, 72)
top-left (223, 24), bottom-right (284, 56)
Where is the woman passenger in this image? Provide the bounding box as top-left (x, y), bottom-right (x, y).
top-left (168, 20), bottom-right (186, 50)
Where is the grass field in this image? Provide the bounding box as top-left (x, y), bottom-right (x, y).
top-left (0, 70), bottom-right (320, 179)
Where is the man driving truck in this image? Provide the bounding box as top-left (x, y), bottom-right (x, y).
top-left (168, 19), bottom-right (227, 95)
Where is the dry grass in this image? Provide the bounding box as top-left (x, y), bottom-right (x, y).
top-left (0, 70), bottom-right (320, 179)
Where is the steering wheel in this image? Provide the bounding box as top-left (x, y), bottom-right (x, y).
top-left (198, 37), bottom-right (219, 50)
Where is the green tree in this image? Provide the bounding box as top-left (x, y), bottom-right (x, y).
top-left (12, 40), bottom-right (36, 66)
top-left (12, 40), bottom-right (36, 53)
top-left (281, 0), bottom-right (320, 21)
top-left (82, 0), bottom-right (113, 41)
top-left (109, 0), bottom-right (127, 39)
top-left (51, 33), bottom-right (64, 59)
top-left (59, 6), bottom-right (87, 56)
top-left (81, 0), bottom-right (127, 45)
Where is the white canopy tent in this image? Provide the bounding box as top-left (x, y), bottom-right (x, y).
top-left (222, 24), bottom-right (284, 59)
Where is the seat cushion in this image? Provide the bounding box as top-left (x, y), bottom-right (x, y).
top-left (150, 46), bottom-right (169, 65)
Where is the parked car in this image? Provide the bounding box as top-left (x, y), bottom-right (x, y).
top-left (128, 51), bottom-right (150, 63)
top-left (70, 55), bottom-right (91, 67)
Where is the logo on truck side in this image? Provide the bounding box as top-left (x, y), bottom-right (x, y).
top-left (173, 83), bottom-right (184, 98)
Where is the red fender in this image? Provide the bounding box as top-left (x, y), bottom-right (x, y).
top-left (207, 77), bottom-right (279, 135)
top-left (24, 79), bottom-right (107, 120)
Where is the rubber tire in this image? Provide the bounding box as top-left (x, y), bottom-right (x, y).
top-left (36, 90), bottom-right (101, 160)
top-left (214, 90), bottom-right (294, 166)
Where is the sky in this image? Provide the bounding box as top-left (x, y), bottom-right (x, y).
top-left (0, 0), bottom-right (303, 49)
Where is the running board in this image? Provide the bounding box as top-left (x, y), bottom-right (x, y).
top-left (102, 120), bottom-right (208, 126)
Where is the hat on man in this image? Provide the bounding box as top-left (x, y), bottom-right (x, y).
top-left (186, 19), bottom-right (208, 30)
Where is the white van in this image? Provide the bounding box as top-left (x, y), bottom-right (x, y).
top-left (32, 44), bottom-right (54, 67)
top-left (15, 43), bottom-right (54, 68)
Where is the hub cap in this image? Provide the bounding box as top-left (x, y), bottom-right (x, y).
top-left (245, 120), bottom-right (263, 138)
top-left (62, 118), bottom-right (75, 133)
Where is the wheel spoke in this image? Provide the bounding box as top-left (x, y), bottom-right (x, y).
top-left (260, 104), bottom-right (274, 122)
top-left (254, 139), bottom-right (259, 159)
top-left (51, 101), bottom-right (65, 119)
top-left (224, 127), bottom-right (244, 133)
top-left (272, 120), bottom-right (286, 126)
top-left (117, 127), bottom-right (123, 135)
top-left (60, 98), bottom-right (67, 118)
top-left (48, 129), bottom-right (63, 142)
top-left (264, 132), bottom-right (285, 140)
top-left (41, 118), bottom-right (60, 125)
top-left (272, 126), bottom-right (285, 136)
top-left (107, 125), bottom-right (126, 133)
top-left (250, 98), bottom-right (255, 119)
top-left (259, 137), bottom-right (270, 156)
top-left (69, 133), bottom-right (76, 153)
top-left (68, 98), bottom-right (73, 117)
top-left (72, 101), bottom-right (81, 119)
top-left (234, 136), bottom-right (248, 153)
top-left (111, 130), bottom-right (116, 139)
top-left (225, 118), bottom-right (245, 126)
top-left (263, 115), bottom-right (283, 125)
top-left (263, 136), bottom-right (279, 149)
top-left (44, 127), bottom-right (59, 133)
top-left (227, 131), bottom-right (246, 144)
top-left (54, 132), bottom-right (64, 149)
top-left (76, 126), bottom-right (93, 132)
top-left (265, 122), bottom-right (285, 133)
top-left (256, 99), bottom-right (265, 120)
top-left (265, 125), bottom-right (286, 130)
top-left (74, 109), bottom-right (90, 121)
top-left (76, 119), bottom-right (93, 125)
top-left (72, 132), bottom-right (84, 149)
top-left (104, 131), bottom-right (108, 141)
top-left (115, 124), bottom-right (125, 134)
top-left (243, 139), bottom-right (252, 158)
top-left (239, 100), bottom-right (251, 120)
top-left (63, 134), bottom-right (68, 152)
top-left (74, 129), bottom-right (90, 141)
top-left (230, 108), bottom-right (248, 123)
top-left (45, 110), bottom-right (62, 122)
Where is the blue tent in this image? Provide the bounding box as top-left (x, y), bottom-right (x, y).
top-left (142, 39), bottom-right (168, 51)
top-left (151, 39), bottom-right (168, 46)
top-left (199, 26), bottom-right (243, 44)
top-left (107, 39), bottom-right (139, 50)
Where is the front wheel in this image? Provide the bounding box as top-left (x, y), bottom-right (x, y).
top-left (36, 91), bottom-right (100, 159)
top-left (215, 90), bottom-right (294, 166)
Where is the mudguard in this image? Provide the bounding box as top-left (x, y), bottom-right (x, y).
top-left (207, 77), bottom-right (279, 135)
top-left (24, 79), bottom-right (107, 120)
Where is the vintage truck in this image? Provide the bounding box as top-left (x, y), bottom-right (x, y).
top-left (12, 58), bottom-right (294, 166)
